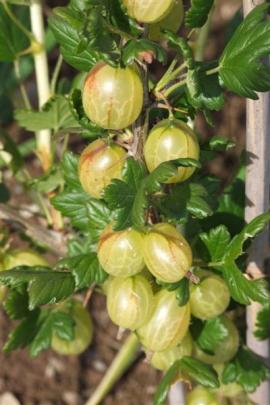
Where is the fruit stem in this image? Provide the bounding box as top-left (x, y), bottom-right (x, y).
top-left (85, 333), bottom-right (140, 405)
top-left (154, 60), bottom-right (187, 95)
top-left (50, 54), bottom-right (63, 94)
top-left (29, 0), bottom-right (52, 172)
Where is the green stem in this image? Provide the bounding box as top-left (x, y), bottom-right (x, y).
top-left (2, 1), bottom-right (35, 42)
top-left (163, 78), bottom-right (187, 98)
top-left (163, 65), bottom-right (220, 98)
top-left (85, 333), bottom-right (140, 405)
top-left (194, 6), bottom-right (215, 62)
top-left (14, 59), bottom-right (31, 109)
top-left (50, 54), bottom-right (63, 94)
top-left (154, 60), bottom-right (187, 95)
top-left (206, 66), bottom-right (220, 76)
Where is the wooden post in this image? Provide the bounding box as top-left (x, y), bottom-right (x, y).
top-left (243, 1), bottom-right (270, 404)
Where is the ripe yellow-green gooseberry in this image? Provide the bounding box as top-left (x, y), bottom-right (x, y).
top-left (195, 316), bottom-right (240, 364)
top-left (106, 275), bottom-right (154, 330)
top-left (148, 0), bottom-right (184, 42)
top-left (190, 272), bottom-right (230, 320)
top-left (150, 332), bottom-right (193, 371)
top-left (0, 249), bottom-right (48, 303)
top-left (97, 225), bottom-right (145, 277)
top-left (186, 386), bottom-right (220, 405)
top-left (142, 223), bottom-right (192, 283)
top-left (123, 0), bottom-right (175, 23)
top-left (78, 139), bottom-right (127, 199)
top-left (3, 249), bottom-right (49, 269)
top-left (144, 119), bottom-right (200, 183)
top-left (51, 301), bottom-right (93, 356)
top-left (137, 289), bottom-right (190, 352)
top-left (213, 364), bottom-right (243, 399)
top-left (82, 63), bottom-right (143, 130)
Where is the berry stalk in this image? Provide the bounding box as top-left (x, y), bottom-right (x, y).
top-left (85, 333), bottom-right (140, 405)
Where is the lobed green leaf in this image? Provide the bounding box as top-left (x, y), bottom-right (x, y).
top-left (185, 0), bottom-right (214, 28)
top-left (219, 4), bottom-right (270, 98)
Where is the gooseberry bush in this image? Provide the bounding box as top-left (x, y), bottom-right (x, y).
top-left (0, 0), bottom-right (270, 404)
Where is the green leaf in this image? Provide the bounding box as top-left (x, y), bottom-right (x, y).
top-left (61, 151), bottom-right (81, 189)
top-left (0, 4), bottom-right (29, 61)
top-left (200, 225), bottom-right (231, 262)
top-left (4, 309), bottom-right (41, 352)
top-left (175, 278), bottom-right (190, 306)
top-left (57, 253), bottom-right (107, 289)
top-left (15, 95), bottom-right (79, 133)
top-left (49, 11), bottom-right (99, 71)
top-left (180, 356), bottom-right (220, 388)
top-left (28, 166), bottom-right (64, 194)
top-left (29, 310), bottom-right (74, 357)
top-left (207, 135), bottom-right (235, 151)
top-left (104, 158), bottom-right (146, 230)
top-left (157, 278), bottom-right (190, 307)
top-left (225, 213), bottom-right (270, 261)
top-left (218, 213), bottom-right (270, 304)
top-left (0, 268), bottom-right (75, 310)
top-left (52, 152), bottom-right (111, 232)
top-left (4, 308), bottom-right (75, 356)
top-left (107, 0), bottom-right (131, 32)
top-left (4, 288), bottom-right (30, 320)
top-left (153, 360), bottom-right (181, 405)
top-left (132, 159), bottom-right (201, 229)
top-left (197, 316), bottom-right (229, 354)
top-left (254, 304), bottom-right (270, 340)
top-left (158, 181), bottom-right (215, 223)
top-left (222, 346), bottom-right (270, 393)
top-left (223, 261), bottom-right (270, 305)
top-left (186, 69), bottom-right (224, 111)
top-left (122, 39), bottom-right (166, 65)
top-left (185, 0), bottom-right (214, 28)
top-left (219, 4), bottom-right (270, 99)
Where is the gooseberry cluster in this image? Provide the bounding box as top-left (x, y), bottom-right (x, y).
top-left (76, 1), bottom-right (241, 398)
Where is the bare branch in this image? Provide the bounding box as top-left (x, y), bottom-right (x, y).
top-left (0, 204), bottom-right (67, 257)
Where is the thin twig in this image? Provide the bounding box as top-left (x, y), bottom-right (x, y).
top-left (83, 283), bottom-right (97, 307)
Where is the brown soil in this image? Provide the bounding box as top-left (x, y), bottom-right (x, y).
top-left (0, 294), bottom-right (160, 405)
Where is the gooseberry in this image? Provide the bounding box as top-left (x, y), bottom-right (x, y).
top-left (137, 289), bottom-right (190, 352)
top-left (3, 249), bottom-right (49, 269)
top-left (97, 225), bottom-right (144, 277)
top-left (106, 275), bottom-right (154, 330)
top-left (144, 119), bottom-right (199, 183)
top-left (195, 316), bottom-right (239, 364)
top-left (190, 273), bottom-right (230, 320)
top-left (148, 0), bottom-right (184, 42)
top-left (78, 139), bottom-right (126, 199)
top-left (122, 0), bottom-right (174, 23)
top-left (142, 223), bottom-right (192, 283)
top-left (82, 63), bottom-right (143, 130)
top-left (186, 386), bottom-right (219, 405)
top-left (51, 300), bottom-right (93, 356)
top-left (150, 332), bottom-right (193, 371)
